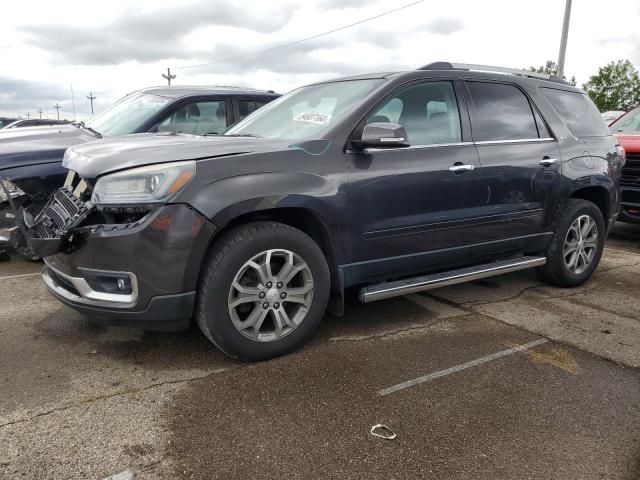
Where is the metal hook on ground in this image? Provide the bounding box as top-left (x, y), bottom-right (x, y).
top-left (370, 424), bottom-right (397, 440)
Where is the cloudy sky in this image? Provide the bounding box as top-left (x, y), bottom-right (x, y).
top-left (1, 0), bottom-right (639, 119)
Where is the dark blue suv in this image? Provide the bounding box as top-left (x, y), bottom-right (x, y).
top-left (25, 63), bottom-right (623, 360)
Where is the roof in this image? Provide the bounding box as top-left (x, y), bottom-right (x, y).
top-left (139, 85), bottom-right (279, 99)
top-left (306, 65), bottom-right (584, 93)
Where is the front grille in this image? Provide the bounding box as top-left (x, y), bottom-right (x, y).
top-left (29, 187), bottom-right (92, 239)
top-left (621, 152), bottom-right (640, 188)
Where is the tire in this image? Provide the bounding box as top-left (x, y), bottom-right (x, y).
top-left (537, 199), bottom-right (605, 287)
top-left (196, 221), bottom-right (330, 361)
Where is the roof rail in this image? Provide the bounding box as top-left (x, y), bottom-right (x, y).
top-left (418, 62), bottom-right (568, 84)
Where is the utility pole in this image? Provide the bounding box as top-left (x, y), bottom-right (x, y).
top-left (162, 67), bottom-right (176, 86)
top-left (557, 0), bottom-right (572, 78)
top-left (70, 84), bottom-right (77, 122)
top-left (54, 103), bottom-right (62, 120)
top-left (26, 112), bottom-right (30, 119)
top-left (86, 92), bottom-right (96, 114)
top-left (37, 108), bottom-right (43, 119)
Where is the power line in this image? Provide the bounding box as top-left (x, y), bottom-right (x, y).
top-left (176, 0), bottom-right (425, 72)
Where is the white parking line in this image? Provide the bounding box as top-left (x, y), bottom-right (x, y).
top-left (102, 470), bottom-right (133, 480)
top-left (378, 338), bottom-right (548, 396)
top-left (0, 272), bottom-right (41, 280)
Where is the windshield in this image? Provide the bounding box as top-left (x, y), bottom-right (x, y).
top-left (225, 79), bottom-right (384, 140)
top-left (85, 91), bottom-right (170, 137)
top-left (610, 108), bottom-right (640, 134)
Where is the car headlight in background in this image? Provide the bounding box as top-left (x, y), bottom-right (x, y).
top-left (0, 180), bottom-right (26, 203)
top-left (91, 161), bottom-right (196, 205)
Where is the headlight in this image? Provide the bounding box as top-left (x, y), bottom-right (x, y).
top-left (91, 161), bottom-right (196, 205)
top-left (0, 180), bottom-right (26, 203)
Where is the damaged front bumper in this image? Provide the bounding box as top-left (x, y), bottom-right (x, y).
top-left (25, 187), bottom-right (217, 330)
top-left (22, 186), bottom-right (93, 258)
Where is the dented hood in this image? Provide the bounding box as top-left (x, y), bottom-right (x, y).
top-left (64, 133), bottom-right (293, 178)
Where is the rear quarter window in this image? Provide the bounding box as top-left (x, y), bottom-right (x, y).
top-left (541, 88), bottom-right (610, 138)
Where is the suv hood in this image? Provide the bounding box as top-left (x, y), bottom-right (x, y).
top-left (64, 133), bottom-right (294, 178)
top-left (614, 133), bottom-right (640, 153)
top-left (0, 124), bottom-right (96, 170)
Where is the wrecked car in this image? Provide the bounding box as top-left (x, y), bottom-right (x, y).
top-left (24, 63), bottom-right (622, 361)
top-left (0, 86), bottom-right (278, 258)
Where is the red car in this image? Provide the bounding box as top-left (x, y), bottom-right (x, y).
top-left (610, 107), bottom-right (640, 223)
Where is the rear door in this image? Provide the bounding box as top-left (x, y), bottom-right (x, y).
top-left (463, 80), bottom-right (561, 254)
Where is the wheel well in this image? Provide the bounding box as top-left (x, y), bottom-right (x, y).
top-left (570, 186), bottom-right (609, 222)
top-left (217, 208), bottom-right (340, 290)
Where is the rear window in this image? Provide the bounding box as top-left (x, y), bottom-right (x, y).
top-left (541, 88), bottom-right (609, 138)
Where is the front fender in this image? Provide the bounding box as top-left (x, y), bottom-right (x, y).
top-left (185, 172), bottom-right (341, 228)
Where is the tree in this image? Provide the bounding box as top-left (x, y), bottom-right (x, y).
top-left (528, 60), bottom-right (577, 86)
top-left (583, 60), bottom-right (640, 111)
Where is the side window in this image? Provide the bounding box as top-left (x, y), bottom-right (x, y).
top-left (541, 88), bottom-right (610, 138)
top-left (367, 82), bottom-right (462, 146)
top-left (157, 101), bottom-right (227, 135)
top-left (466, 82), bottom-right (539, 141)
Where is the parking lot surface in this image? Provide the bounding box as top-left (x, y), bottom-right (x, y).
top-left (1, 224), bottom-right (639, 479)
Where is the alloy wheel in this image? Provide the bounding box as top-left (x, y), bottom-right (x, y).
top-left (563, 214), bottom-right (598, 275)
top-left (228, 249), bottom-right (314, 342)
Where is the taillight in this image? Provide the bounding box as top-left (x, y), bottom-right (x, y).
top-left (616, 144), bottom-right (626, 165)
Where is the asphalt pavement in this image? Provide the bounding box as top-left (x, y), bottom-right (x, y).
top-left (0, 225), bottom-right (639, 479)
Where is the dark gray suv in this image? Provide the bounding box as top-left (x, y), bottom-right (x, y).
top-left (23, 62), bottom-right (623, 360)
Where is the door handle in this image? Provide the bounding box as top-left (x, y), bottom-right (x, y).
top-left (539, 158), bottom-right (558, 166)
top-left (449, 164), bottom-right (475, 173)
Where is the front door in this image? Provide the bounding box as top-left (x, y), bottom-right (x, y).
top-left (345, 80), bottom-right (481, 284)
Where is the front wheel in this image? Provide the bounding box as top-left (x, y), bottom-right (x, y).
top-left (537, 199), bottom-right (606, 287)
top-left (196, 222), bottom-right (330, 361)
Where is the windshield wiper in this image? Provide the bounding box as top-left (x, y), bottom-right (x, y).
top-left (222, 133), bottom-right (263, 138)
top-left (73, 121), bottom-right (102, 139)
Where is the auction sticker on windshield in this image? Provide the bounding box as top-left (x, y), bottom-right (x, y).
top-left (293, 112), bottom-right (332, 125)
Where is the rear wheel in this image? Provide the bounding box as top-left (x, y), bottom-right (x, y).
top-left (196, 222), bottom-right (330, 361)
top-left (537, 199), bottom-right (605, 287)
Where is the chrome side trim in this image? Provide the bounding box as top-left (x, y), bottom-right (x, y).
top-left (359, 256), bottom-right (546, 303)
top-left (43, 261), bottom-right (138, 306)
top-left (351, 138), bottom-right (556, 154)
top-left (475, 138), bottom-right (555, 145)
top-left (356, 141), bottom-right (475, 154)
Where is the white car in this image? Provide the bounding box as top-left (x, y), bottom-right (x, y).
top-left (602, 110), bottom-right (625, 124)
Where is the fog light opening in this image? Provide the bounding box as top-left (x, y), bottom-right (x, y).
top-left (82, 271), bottom-right (134, 295)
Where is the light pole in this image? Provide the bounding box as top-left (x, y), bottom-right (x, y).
top-left (54, 103), bottom-right (61, 120)
top-left (557, 0), bottom-right (572, 78)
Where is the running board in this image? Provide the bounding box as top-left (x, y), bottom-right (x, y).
top-left (359, 256), bottom-right (546, 303)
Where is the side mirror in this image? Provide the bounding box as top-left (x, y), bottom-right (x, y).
top-left (352, 122), bottom-right (410, 149)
